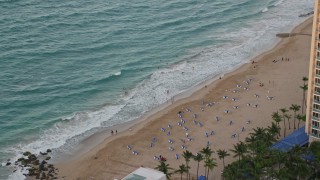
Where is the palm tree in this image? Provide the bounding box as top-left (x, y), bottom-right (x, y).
top-left (182, 150), bottom-right (193, 180)
top-left (223, 164), bottom-right (239, 179)
top-left (268, 122), bottom-right (280, 139)
top-left (273, 149), bottom-right (286, 171)
top-left (272, 112), bottom-right (282, 137)
top-left (230, 141), bottom-right (247, 163)
top-left (193, 153), bottom-right (204, 179)
top-left (200, 147), bottom-right (214, 178)
top-left (279, 108), bottom-right (288, 137)
top-left (300, 84), bottom-right (308, 114)
top-left (155, 161), bottom-right (173, 179)
top-left (175, 164), bottom-right (188, 180)
top-left (302, 76), bottom-right (308, 86)
top-left (250, 127), bottom-right (266, 138)
top-left (284, 145), bottom-right (309, 179)
top-left (296, 114), bottom-right (306, 129)
top-left (290, 104), bottom-right (301, 129)
top-left (302, 76), bottom-right (309, 109)
top-left (201, 146), bottom-right (214, 158)
top-left (204, 158), bottom-right (217, 180)
top-left (309, 141), bottom-right (320, 179)
top-left (263, 132), bottom-right (277, 146)
top-left (246, 135), bottom-right (257, 157)
top-left (284, 114), bottom-right (292, 130)
top-left (217, 149), bottom-right (230, 168)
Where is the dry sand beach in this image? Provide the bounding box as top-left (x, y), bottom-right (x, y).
top-left (55, 17), bottom-right (312, 180)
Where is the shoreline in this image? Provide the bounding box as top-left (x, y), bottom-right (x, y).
top-left (53, 16), bottom-right (311, 164)
top-left (54, 16), bottom-right (313, 179)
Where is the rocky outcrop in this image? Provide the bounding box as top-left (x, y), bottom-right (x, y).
top-left (6, 150), bottom-right (59, 179)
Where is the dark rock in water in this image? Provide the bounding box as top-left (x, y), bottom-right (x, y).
top-left (39, 163), bottom-right (45, 171)
top-left (45, 156), bottom-right (51, 161)
top-left (33, 159), bottom-right (40, 165)
top-left (46, 149), bottom-right (52, 153)
top-left (23, 151), bottom-right (32, 156)
top-left (17, 157), bottom-right (25, 162)
top-left (7, 159), bottom-right (10, 162)
top-left (21, 160), bottom-right (27, 166)
top-left (41, 160), bottom-right (47, 165)
top-left (6, 162), bottom-right (11, 166)
top-left (28, 167), bottom-right (37, 176)
top-left (40, 151), bottom-right (48, 156)
top-left (28, 154), bottom-right (37, 161)
top-left (41, 172), bottom-right (47, 179)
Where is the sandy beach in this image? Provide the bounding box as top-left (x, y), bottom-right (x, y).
top-left (55, 17), bottom-right (312, 180)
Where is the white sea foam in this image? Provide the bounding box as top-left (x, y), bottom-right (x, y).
top-left (4, 0), bottom-right (314, 178)
top-left (273, 0), bottom-right (284, 7)
top-left (7, 167), bottom-right (28, 180)
top-left (4, 104), bottom-right (125, 175)
top-left (261, 7), bottom-right (268, 13)
top-left (114, 71), bottom-right (121, 76)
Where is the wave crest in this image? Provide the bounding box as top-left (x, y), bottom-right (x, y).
top-left (261, 8), bottom-right (268, 13)
top-left (114, 71), bottom-right (121, 76)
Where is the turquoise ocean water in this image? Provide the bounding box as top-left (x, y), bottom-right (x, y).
top-left (0, 0), bottom-right (314, 179)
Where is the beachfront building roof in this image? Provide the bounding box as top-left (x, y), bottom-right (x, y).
top-left (271, 126), bottom-right (309, 152)
top-left (122, 167), bottom-right (166, 180)
top-left (306, 0), bottom-right (320, 142)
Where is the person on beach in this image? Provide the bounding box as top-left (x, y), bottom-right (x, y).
top-left (267, 96), bottom-right (274, 100)
top-left (111, 130), bottom-right (114, 135)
